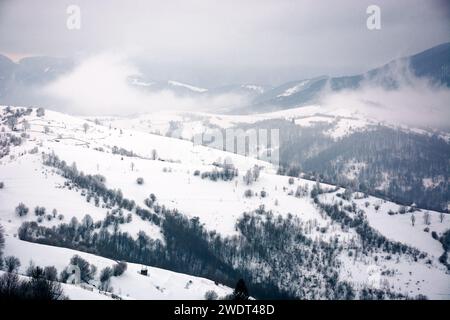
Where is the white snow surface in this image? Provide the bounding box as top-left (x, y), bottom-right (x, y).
top-left (168, 80), bottom-right (208, 93)
top-left (0, 106), bottom-right (449, 300)
top-left (2, 236), bottom-right (231, 300)
top-left (277, 81), bottom-right (309, 97)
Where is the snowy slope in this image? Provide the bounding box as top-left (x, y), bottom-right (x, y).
top-left (168, 80), bottom-right (208, 93)
top-left (1, 106), bottom-right (449, 299)
top-left (98, 102), bottom-right (449, 142)
top-left (94, 105), bottom-right (385, 142)
top-left (2, 236), bottom-right (231, 300)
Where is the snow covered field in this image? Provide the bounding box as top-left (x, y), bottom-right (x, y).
top-left (0, 106), bottom-right (449, 299)
top-left (95, 105), bottom-right (384, 141)
top-left (2, 236), bottom-right (231, 300)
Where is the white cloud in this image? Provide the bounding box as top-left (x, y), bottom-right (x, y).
top-left (43, 52), bottom-right (249, 115)
top-left (320, 68), bottom-right (450, 129)
top-left (1, 0), bottom-right (449, 85)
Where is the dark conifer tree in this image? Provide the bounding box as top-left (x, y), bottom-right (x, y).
top-left (233, 278), bottom-right (249, 300)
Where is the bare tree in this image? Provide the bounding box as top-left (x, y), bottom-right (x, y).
top-left (22, 119), bottom-right (30, 132)
top-left (204, 290), bottom-right (218, 300)
top-left (83, 123), bottom-right (89, 133)
top-left (36, 107), bottom-right (45, 117)
top-left (99, 267), bottom-right (113, 291)
top-left (243, 169), bottom-right (253, 185)
top-left (0, 224), bottom-right (5, 260)
top-left (151, 149), bottom-right (158, 160)
top-left (15, 203), bottom-right (29, 217)
top-left (423, 211), bottom-right (431, 225)
top-left (252, 165), bottom-right (260, 181)
top-left (4, 256), bottom-right (21, 273)
top-left (6, 116), bottom-right (17, 130)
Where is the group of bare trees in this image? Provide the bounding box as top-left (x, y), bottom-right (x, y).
top-left (0, 238), bottom-right (64, 300)
top-left (410, 211), bottom-right (446, 226)
top-left (243, 165), bottom-right (261, 185)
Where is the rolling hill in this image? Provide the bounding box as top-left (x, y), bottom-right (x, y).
top-left (1, 106), bottom-right (449, 299)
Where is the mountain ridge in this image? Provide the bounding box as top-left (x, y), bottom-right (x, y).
top-left (0, 42), bottom-right (449, 113)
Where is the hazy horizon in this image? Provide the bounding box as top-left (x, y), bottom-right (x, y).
top-left (1, 0), bottom-right (449, 87)
top-left (1, 41), bottom-right (450, 88)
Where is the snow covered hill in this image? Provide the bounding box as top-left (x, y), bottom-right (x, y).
top-left (96, 104), bottom-right (375, 141)
top-left (2, 236), bottom-right (231, 300)
top-left (98, 105), bottom-right (450, 213)
top-left (96, 102), bottom-right (450, 143)
top-left (0, 106), bottom-right (449, 300)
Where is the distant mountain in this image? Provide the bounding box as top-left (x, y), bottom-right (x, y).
top-left (14, 56), bottom-right (74, 86)
top-left (0, 42), bottom-right (448, 112)
top-left (128, 76), bottom-right (270, 100)
top-left (207, 83), bottom-right (270, 96)
top-left (0, 55), bottom-right (73, 106)
top-left (247, 76), bottom-right (329, 113)
top-left (236, 42), bottom-right (450, 114)
top-left (408, 42), bottom-right (450, 85)
top-left (0, 55), bottom-right (16, 100)
top-left (128, 76), bottom-right (210, 96)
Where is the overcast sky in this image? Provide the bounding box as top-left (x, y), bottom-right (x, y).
top-left (0, 0), bottom-right (449, 86)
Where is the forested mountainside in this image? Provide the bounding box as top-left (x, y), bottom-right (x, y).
top-left (235, 119), bottom-right (450, 212)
